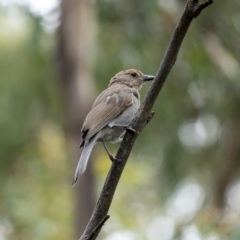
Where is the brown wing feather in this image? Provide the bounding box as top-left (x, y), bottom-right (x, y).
top-left (82, 85), bottom-right (133, 141)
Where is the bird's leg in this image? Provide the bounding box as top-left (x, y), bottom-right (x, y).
top-left (101, 139), bottom-right (120, 162)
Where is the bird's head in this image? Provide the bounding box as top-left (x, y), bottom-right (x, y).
top-left (109, 69), bottom-right (155, 90)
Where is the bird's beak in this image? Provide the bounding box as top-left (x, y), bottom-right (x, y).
top-left (143, 75), bottom-right (155, 82)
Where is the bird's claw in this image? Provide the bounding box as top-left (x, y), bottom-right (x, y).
top-left (125, 126), bottom-right (139, 134)
top-left (110, 155), bottom-right (121, 162)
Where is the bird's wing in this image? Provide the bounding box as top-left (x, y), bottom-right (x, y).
top-left (82, 86), bottom-right (133, 141)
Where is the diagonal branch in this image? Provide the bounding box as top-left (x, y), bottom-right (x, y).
top-left (83, 215), bottom-right (110, 240)
top-left (79, 0), bottom-right (213, 239)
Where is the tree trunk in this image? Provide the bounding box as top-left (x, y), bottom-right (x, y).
top-left (214, 119), bottom-right (240, 209)
top-left (57, 0), bottom-right (97, 237)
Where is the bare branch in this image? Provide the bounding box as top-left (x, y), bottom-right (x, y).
top-left (79, 1), bottom-right (213, 239)
top-left (83, 215), bottom-right (110, 240)
top-left (190, 0), bottom-right (214, 18)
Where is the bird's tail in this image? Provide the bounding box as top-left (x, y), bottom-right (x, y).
top-left (72, 134), bottom-right (98, 187)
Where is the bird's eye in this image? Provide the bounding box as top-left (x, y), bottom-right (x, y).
top-left (131, 72), bottom-right (137, 77)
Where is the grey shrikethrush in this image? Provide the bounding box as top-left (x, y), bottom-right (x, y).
top-left (72, 69), bottom-right (154, 187)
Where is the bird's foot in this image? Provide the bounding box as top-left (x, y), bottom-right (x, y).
top-left (109, 155), bottom-right (121, 162)
top-left (125, 125), bottom-right (139, 134)
top-left (100, 139), bottom-right (121, 162)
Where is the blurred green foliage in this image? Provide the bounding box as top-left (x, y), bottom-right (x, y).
top-left (0, 1), bottom-right (240, 240)
top-left (0, 6), bottom-right (72, 240)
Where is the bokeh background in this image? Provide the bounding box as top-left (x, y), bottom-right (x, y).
top-left (1, 0), bottom-right (240, 240)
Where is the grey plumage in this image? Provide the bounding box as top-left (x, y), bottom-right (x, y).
top-left (72, 69), bottom-right (154, 187)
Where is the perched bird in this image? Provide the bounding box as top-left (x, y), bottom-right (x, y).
top-left (72, 69), bottom-right (154, 187)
